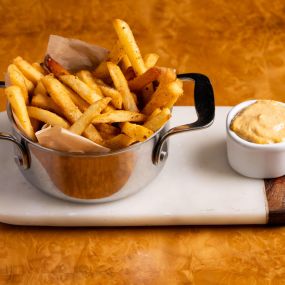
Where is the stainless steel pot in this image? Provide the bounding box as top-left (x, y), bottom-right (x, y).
top-left (0, 73), bottom-right (215, 203)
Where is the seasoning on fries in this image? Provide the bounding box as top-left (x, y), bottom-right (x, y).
top-left (4, 19), bottom-right (184, 151)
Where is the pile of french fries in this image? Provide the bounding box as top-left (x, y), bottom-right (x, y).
top-left (4, 19), bottom-right (183, 150)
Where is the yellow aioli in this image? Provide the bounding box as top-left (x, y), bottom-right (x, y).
top-left (230, 100), bottom-right (285, 144)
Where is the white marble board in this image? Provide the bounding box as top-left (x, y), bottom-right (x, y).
top-left (0, 107), bottom-right (267, 226)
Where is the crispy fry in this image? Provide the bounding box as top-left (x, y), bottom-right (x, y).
top-left (66, 87), bottom-right (89, 112)
top-left (142, 84), bottom-right (154, 104)
top-left (76, 70), bottom-right (103, 96)
top-left (105, 134), bottom-right (135, 150)
top-left (99, 85), bottom-right (122, 109)
top-left (83, 125), bottom-right (103, 144)
top-left (131, 92), bottom-right (138, 105)
top-left (60, 74), bottom-right (102, 104)
top-left (7, 64), bottom-right (29, 103)
top-left (13, 56), bottom-right (43, 84)
top-left (120, 55), bottom-right (132, 72)
top-left (92, 110), bottom-right (146, 124)
top-left (27, 106), bottom-right (70, 129)
top-left (31, 93), bottom-right (63, 116)
top-left (142, 80), bottom-right (183, 115)
top-left (107, 61), bottom-right (138, 112)
top-left (8, 64), bottom-right (34, 93)
top-left (5, 86), bottom-right (35, 140)
top-left (142, 67), bottom-right (176, 105)
top-left (124, 66), bottom-right (136, 81)
top-left (96, 123), bottom-right (120, 139)
top-left (102, 104), bottom-right (116, 113)
top-left (93, 41), bottom-right (125, 78)
top-left (128, 67), bottom-right (161, 91)
top-left (158, 67), bottom-right (177, 83)
top-left (164, 79), bottom-right (184, 108)
top-left (69, 98), bottom-right (111, 135)
top-left (93, 78), bottom-right (107, 86)
top-left (34, 81), bottom-right (48, 96)
top-left (113, 19), bottom-right (146, 75)
top-left (41, 75), bottom-right (80, 121)
top-left (44, 54), bottom-right (70, 77)
top-left (143, 108), bottom-right (171, 131)
top-left (32, 62), bottom-right (46, 74)
top-left (148, 108), bottom-right (162, 120)
top-left (41, 75), bottom-right (102, 143)
top-left (121, 122), bottom-right (153, 142)
top-left (144, 53), bottom-right (159, 69)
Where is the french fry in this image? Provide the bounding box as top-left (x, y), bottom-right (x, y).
top-left (13, 56), bottom-right (43, 84)
top-left (120, 54), bottom-right (132, 72)
top-left (76, 70), bottom-right (103, 96)
top-left (41, 75), bottom-right (103, 144)
top-left (105, 134), bottom-right (135, 150)
top-left (121, 122), bottom-right (153, 142)
top-left (93, 41), bottom-right (125, 79)
top-left (69, 98), bottom-right (111, 135)
top-left (144, 53), bottom-right (159, 69)
top-left (92, 110), bottom-right (146, 124)
top-left (102, 104), bottom-right (116, 113)
top-left (142, 54), bottom-right (159, 103)
top-left (142, 80), bottom-right (183, 115)
top-left (7, 64), bottom-right (29, 104)
top-left (34, 81), bottom-right (48, 96)
top-left (60, 74), bottom-right (102, 104)
top-left (164, 80), bottom-right (184, 108)
top-left (32, 62), bottom-right (46, 74)
top-left (41, 75), bottom-right (80, 121)
top-left (27, 106), bottom-right (70, 129)
top-left (131, 92), bottom-right (138, 105)
top-left (143, 108), bottom-right (171, 131)
top-left (148, 108), bottom-right (162, 120)
top-left (113, 19), bottom-right (146, 75)
top-left (158, 67), bottom-right (177, 83)
top-left (93, 78), bottom-right (107, 87)
top-left (99, 85), bottom-right (122, 109)
top-left (44, 55), bottom-right (70, 77)
top-left (107, 61), bottom-right (138, 112)
top-left (8, 64), bottom-right (34, 93)
top-left (142, 77), bottom-right (183, 115)
top-left (124, 66), bottom-right (136, 81)
top-left (96, 123), bottom-right (120, 139)
top-left (128, 67), bottom-right (161, 91)
top-left (66, 87), bottom-right (89, 112)
top-left (31, 93), bottom-right (63, 116)
top-left (142, 86), bottom-right (154, 104)
top-left (5, 86), bottom-right (35, 140)
top-left (142, 67), bottom-right (176, 105)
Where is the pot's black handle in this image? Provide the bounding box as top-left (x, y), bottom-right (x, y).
top-left (0, 81), bottom-right (5, 88)
top-left (153, 73), bottom-right (215, 165)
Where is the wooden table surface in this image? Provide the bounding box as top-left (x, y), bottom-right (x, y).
top-left (1, 0), bottom-right (285, 284)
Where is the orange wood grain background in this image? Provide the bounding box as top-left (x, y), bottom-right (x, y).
top-left (1, 0), bottom-right (285, 284)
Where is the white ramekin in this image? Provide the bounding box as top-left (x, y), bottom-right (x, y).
top-left (226, 100), bottom-right (285, 179)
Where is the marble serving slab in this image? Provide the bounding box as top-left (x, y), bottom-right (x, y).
top-left (0, 107), bottom-right (268, 226)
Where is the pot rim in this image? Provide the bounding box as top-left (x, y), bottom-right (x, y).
top-left (7, 103), bottom-right (167, 158)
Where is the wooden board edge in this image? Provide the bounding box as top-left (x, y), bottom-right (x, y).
top-left (265, 178), bottom-right (285, 224)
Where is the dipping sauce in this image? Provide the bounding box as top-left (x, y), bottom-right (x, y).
top-left (230, 100), bottom-right (285, 144)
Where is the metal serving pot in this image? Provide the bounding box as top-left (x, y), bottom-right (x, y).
top-left (0, 73), bottom-right (215, 203)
